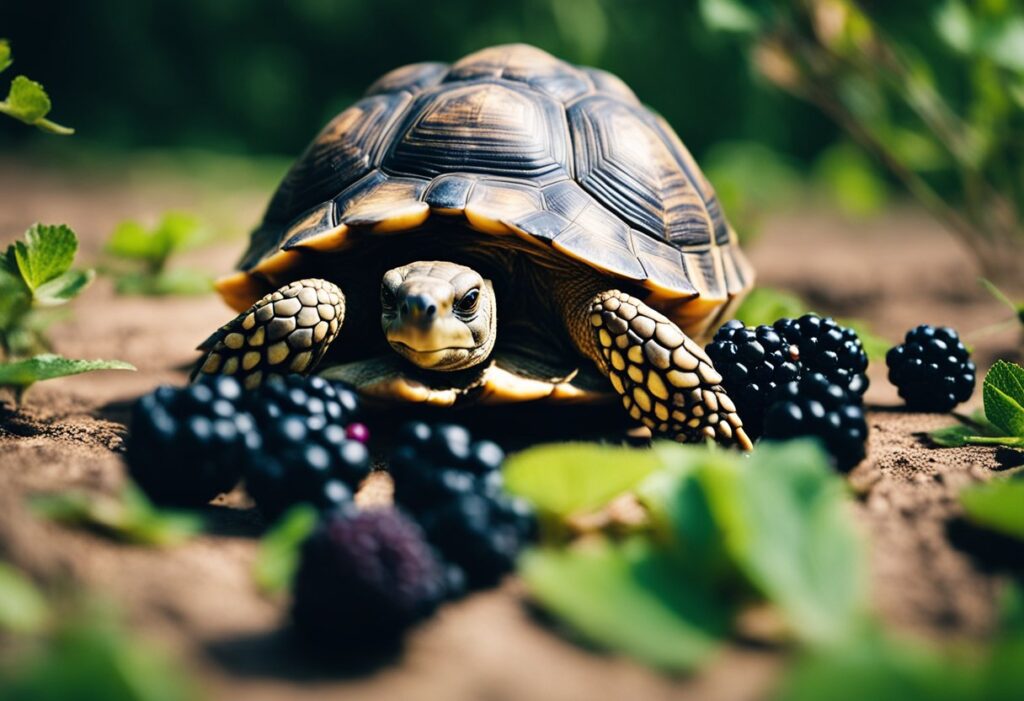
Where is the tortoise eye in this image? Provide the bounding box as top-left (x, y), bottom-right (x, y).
top-left (457, 289), bottom-right (480, 313)
top-left (381, 287), bottom-right (397, 309)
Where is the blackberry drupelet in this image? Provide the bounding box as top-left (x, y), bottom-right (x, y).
top-left (886, 325), bottom-right (975, 412)
top-left (127, 375), bottom-right (254, 506)
top-left (242, 375), bottom-right (370, 520)
top-left (773, 314), bottom-right (869, 396)
top-left (292, 507), bottom-right (447, 646)
top-left (388, 421), bottom-right (536, 588)
top-left (762, 372), bottom-right (869, 472)
top-left (706, 320), bottom-right (800, 438)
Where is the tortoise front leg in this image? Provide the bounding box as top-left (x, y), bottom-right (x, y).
top-left (588, 290), bottom-right (752, 450)
top-left (192, 278), bottom-right (345, 389)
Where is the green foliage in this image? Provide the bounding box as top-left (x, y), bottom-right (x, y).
top-left (703, 0), bottom-right (1024, 282)
top-left (0, 562), bottom-right (50, 634)
top-left (0, 600), bottom-right (202, 701)
top-left (703, 141), bottom-right (801, 239)
top-left (29, 485), bottom-right (201, 547)
top-left (929, 361), bottom-right (1024, 449)
top-left (813, 142), bottom-right (888, 218)
top-left (0, 224), bottom-right (95, 358)
top-left (502, 443), bottom-right (666, 522)
top-left (0, 224), bottom-right (134, 401)
top-left (252, 504), bottom-right (318, 595)
top-left (774, 588), bottom-right (1024, 701)
top-left (0, 41), bottom-right (72, 135)
top-left (103, 213), bottom-right (214, 296)
top-left (520, 538), bottom-right (729, 672)
top-left (509, 439), bottom-right (866, 669)
top-left (0, 356), bottom-right (134, 403)
top-left (960, 478), bottom-right (1024, 541)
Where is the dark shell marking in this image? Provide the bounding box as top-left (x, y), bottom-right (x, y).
top-left (227, 44), bottom-right (752, 331)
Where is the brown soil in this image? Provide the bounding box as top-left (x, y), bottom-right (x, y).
top-left (1, 159), bottom-right (1022, 700)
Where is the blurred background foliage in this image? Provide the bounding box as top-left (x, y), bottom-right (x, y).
top-left (0, 0), bottom-right (1022, 275)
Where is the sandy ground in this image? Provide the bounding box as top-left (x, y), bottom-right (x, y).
top-left (1, 158), bottom-right (1022, 700)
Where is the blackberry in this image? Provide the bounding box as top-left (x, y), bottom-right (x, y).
top-left (773, 314), bottom-right (869, 396)
top-left (127, 375), bottom-right (255, 506)
top-left (388, 421), bottom-right (535, 588)
top-left (886, 325), bottom-right (975, 412)
top-left (389, 421), bottom-right (505, 512)
top-left (292, 507), bottom-right (447, 646)
top-left (762, 372), bottom-right (869, 471)
top-left (242, 375), bottom-right (370, 520)
top-left (419, 492), bottom-right (534, 588)
top-left (706, 320), bottom-right (800, 438)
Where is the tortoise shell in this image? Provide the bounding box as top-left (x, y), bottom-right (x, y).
top-left (217, 44), bottom-right (753, 338)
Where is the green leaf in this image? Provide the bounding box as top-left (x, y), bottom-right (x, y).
top-left (0, 561), bottom-right (50, 633)
top-left (29, 485), bottom-right (201, 547)
top-left (814, 142), bottom-right (888, 217)
top-left (253, 504), bottom-right (318, 595)
top-left (933, 0), bottom-right (974, 54)
top-left (733, 287), bottom-right (807, 327)
top-left (960, 478), bottom-right (1024, 541)
top-left (105, 213), bottom-right (204, 266)
top-left (773, 628), bottom-right (977, 701)
top-left (983, 360), bottom-right (1024, 438)
top-left (503, 443), bottom-right (666, 520)
top-left (0, 39), bottom-right (11, 73)
top-left (0, 355), bottom-right (135, 398)
top-left (4, 75), bottom-right (50, 122)
top-left (929, 424), bottom-right (983, 447)
top-left (704, 440), bottom-right (867, 644)
top-left (521, 537), bottom-right (728, 672)
top-left (699, 0), bottom-right (763, 34)
top-left (13, 224), bottom-right (78, 292)
top-left (33, 269), bottom-right (95, 306)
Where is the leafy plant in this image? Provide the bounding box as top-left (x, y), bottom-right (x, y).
top-left (0, 590), bottom-right (202, 701)
top-left (252, 504), bottom-right (318, 595)
top-left (507, 439), bottom-right (867, 671)
top-left (960, 477), bottom-right (1024, 542)
top-left (29, 485), bottom-right (201, 547)
top-left (930, 360), bottom-right (1024, 449)
top-left (0, 562), bottom-right (50, 634)
top-left (0, 224), bottom-right (134, 402)
top-left (102, 213), bottom-right (214, 296)
top-left (0, 39), bottom-right (72, 135)
top-left (701, 0), bottom-right (1024, 283)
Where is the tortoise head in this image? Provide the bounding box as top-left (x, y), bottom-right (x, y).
top-left (381, 261), bottom-right (496, 371)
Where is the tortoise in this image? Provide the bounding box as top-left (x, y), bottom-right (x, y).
top-left (195, 44), bottom-right (755, 449)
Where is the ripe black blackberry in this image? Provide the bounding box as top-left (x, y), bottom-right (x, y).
top-left (242, 375), bottom-right (370, 520)
top-left (762, 372), bottom-right (869, 472)
top-left (773, 314), bottom-right (869, 396)
top-left (127, 375), bottom-right (255, 506)
top-left (886, 325), bottom-right (975, 412)
top-left (706, 320), bottom-right (800, 438)
top-left (292, 506), bottom-right (447, 647)
top-left (388, 421), bottom-right (535, 588)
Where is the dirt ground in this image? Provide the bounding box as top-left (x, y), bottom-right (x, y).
top-left (1, 158), bottom-right (1022, 701)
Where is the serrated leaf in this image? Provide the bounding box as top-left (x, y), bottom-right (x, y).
top-left (253, 504), bottom-right (318, 595)
top-left (0, 561), bottom-right (50, 633)
top-left (983, 361), bottom-right (1024, 438)
top-left (503, 443), bottom-right (666, 519)
top-left (4, 74), bottom-right (51, 122)
top-left (33, 269), bottom-right (95, 306)
top-left (960, 479), bottom-right (1024, 541)
top-left (0, 39), bottom-right (11, 74)
top-left (521, 537), bottom-right (728, 671)
top-left (0, 355), bottom-right (135, 396)
top-left (29, 485), bottom-right (201, 547)
top-left (13, 224), bottom-right (78, 292)
top-left (704, 440), bottom-right (867, 644)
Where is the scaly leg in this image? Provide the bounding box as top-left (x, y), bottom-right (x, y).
top-left (588, 290), bottom-right (752, 450)
top-left (192, 278), bottom-right (345, 389)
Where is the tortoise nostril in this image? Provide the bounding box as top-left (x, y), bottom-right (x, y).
top-left (426, 304), bottom-right (436, 317)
